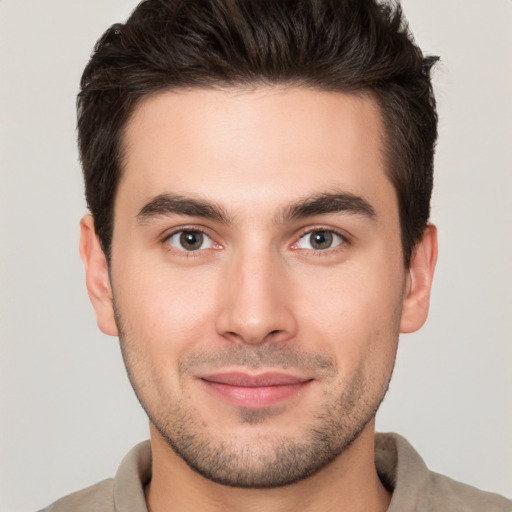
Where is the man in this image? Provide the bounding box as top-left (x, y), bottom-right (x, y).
top-left (39, 0), bottom-right (511, 511)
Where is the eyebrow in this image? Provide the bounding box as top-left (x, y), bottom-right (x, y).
top-left (136, 193), bottom-right (230, 224)
top-left (136, 190), bottom-right (376, 225)
top-left (280, 191), bottom-right (376, 222)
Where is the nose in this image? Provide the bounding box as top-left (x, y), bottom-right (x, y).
top-left (215, 248), bottom-right (298, 346)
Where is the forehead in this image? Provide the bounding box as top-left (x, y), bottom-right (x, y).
top-left (118, 86), bottom-right (394, 219)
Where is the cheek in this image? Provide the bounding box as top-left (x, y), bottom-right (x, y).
top-left (113, 261), bottom-right (221, 359)
top-left (113, 268), bottom-right (219, 405)
top-left (292, 261), bottom-right (403, 362)
top-left (297, 266), bottom-right (402, 323)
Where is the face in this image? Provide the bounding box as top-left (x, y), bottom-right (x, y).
top-left (81, 87), bottom-right (436, 488)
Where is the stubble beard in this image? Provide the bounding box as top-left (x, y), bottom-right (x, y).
top-left (148, 368), bottom-right (388, 488)
top-left (114, 305), bottom-right (397, 488)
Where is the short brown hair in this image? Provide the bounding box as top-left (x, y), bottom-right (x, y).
top-left (78, 0), bottom-right (438, 265)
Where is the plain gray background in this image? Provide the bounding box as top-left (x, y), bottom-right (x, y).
top-left (1, 1), bottom-right (511, 510)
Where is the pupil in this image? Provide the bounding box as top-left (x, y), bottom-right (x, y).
top-left (311, 231), bottom-right (332, 250)
top-left (180, 231), bottom-right (203, 250)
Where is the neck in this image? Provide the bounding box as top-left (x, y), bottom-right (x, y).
top-left (145, 421), bottom-right (391, 512)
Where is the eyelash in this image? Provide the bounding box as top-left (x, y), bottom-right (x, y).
top-left (161, 226), bottom-right (350, 256)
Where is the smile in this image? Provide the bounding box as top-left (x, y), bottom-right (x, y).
top-left (198, 371), bottom-right (313, 409)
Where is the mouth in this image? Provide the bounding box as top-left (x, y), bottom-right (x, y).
top-left (197, 371), bottom-right (313, 408)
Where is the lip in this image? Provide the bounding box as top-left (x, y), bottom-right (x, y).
top-left (198, 371), bottom-right (312, 408)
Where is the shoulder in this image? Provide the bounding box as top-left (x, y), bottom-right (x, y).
top-left (37, 479), bottom-right (114, 512)
top-left (376, 433), bottom-right (512, 512)
top-left (422, 471), bottom-right (512, 512)
top-left (36, 441), bottom-right (151, 512)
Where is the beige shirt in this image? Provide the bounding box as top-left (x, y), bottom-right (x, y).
top-left (39, 433), bottom-right (512, 512)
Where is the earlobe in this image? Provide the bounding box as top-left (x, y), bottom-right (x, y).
top-left (79, 215), bottom-right (118, 337)
top-left (400, 224), bottom-right (438, 334)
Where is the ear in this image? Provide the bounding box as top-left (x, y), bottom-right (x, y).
top-left (79, 215), bottom-right (118, 336)
top-left (400, 224), bottom-right (438, 333)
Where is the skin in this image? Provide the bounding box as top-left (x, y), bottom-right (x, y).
top-left (80, 87), bottom-right (437, 512)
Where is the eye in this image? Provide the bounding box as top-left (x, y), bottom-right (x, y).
top-left (296, 230), bottom-right (345, 251)
top-left (166, 230), bottom-right (215, 251)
